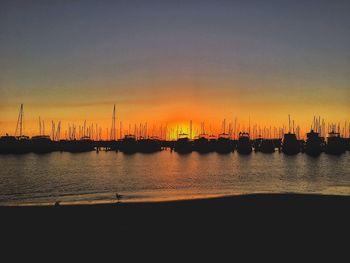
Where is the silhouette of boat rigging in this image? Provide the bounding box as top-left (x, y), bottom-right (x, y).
top-left (282, 115), bottom-right (300, 155)
top-left (0, 105), bottom-right (349, 156)
top-left (193, 122), bottom-right (211, 154)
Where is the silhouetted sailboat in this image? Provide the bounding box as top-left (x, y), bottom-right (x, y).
top-left (119, 134), bottom-right (138, 154)
top-left (29, 116), bottom-right (55, 153)
top-left (325, 131), bottom-right (346, 155)
top-left (259, 139), bottom-right (275, 153)
top-left (304, 130), bottom-right (323, 156)
top-left (63, 136), bottom-right (95, 153)
top-left (174, 133), bottom-right (192, 154)
top-left (282, 115), bottom-right (300, 155)
top-left (236, 132), bottom-right (252, 154)
top-left (138, 136), bottom-right (162, 153)
top-left (0, 135), bottom-right (18, 154)
top-left (17, 135), bottom-right (31, 153)
top-left (282, 133), bottom-right (300, 155)
top-left (216, 133), bottom-right (232, 154)
top-left (208, 134), bottom-right (217, 152)
top-left (0, 104), bottom-right (31, 154)
top-left (193, 134), bottom-right (211, 153)
top-left (193, 121), bottom-right (210, 153)
top-left (253, 136), bottom-right (263, 152)
top-left (31, 135), bottom-right (54, 153)
top-left (215, 119), bottom-right (232, 153)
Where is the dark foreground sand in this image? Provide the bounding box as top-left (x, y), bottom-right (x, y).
top-left (1, 193), bottom-right (349, 230)
top-left (1, 193), bottom-right (349, 255)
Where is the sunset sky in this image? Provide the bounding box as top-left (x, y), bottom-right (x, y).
top-left (1, 0), bottom-right (349, 138)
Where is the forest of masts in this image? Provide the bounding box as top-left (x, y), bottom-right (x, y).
top-left (15, 115), bottom-right (350, 143)
top-left (11, 104), bottom-right (350, 141)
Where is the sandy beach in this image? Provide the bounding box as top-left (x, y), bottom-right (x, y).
top-left (1, 192), bottom-right (349, 258)
top-left (2, 193), bottom-right (349, 233)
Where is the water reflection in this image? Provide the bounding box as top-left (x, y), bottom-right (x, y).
top-left (0, 151), bottom-right (349, 205)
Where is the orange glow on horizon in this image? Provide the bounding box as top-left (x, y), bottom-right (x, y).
top-left (0, 102), bottom-right (349, 141)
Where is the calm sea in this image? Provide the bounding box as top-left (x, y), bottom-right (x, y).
top-left (0, 151), bottom-right (349, 205)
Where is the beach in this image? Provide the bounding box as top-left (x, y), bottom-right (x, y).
top-left (2, 193), bottom-right (349, 233)
top-left (1, 192), bottom-right (349, 259)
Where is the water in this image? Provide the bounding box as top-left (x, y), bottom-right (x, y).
top-left (0, 151), bottom-right (349, 205)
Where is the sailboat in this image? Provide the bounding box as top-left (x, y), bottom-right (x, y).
top-left (259, 139), bottom-right (275, 153)
top-left (216, 133), bottom-right (232, 154)
top-left (193, 134), bottom-right (211, 153)
top-left (215, 119), bottom-right (233, 153)
top-left (304, 130), bottom-right (323, 156)
top-left (174, 133), bottom-right (192, 154)
top-left (282, 115), bottom-right (300, 155)
top-left (236, 132), bottom-right (252, 154)
top-left (138, 136), bottom-right (162, 153)
top-left (119, 134), bottom-right (138, 154)
top-left (193, 122), bottom-right (211, 153)
top-left (325, 131), bottom-right (346, 155)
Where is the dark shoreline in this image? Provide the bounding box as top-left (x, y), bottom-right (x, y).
top-left (2, 193), bottom-right (350, 252)
top-left (1, 192), bottom-right (350, 209)
top-left (2, 193), bottom-right (349, 228)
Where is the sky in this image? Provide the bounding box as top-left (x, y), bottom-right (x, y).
top-left (0, 0), bottom-right (349, 138)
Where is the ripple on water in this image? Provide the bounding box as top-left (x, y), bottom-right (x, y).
top-left (0, 151), bottom-right (349, 205)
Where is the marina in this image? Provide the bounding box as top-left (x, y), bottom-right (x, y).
top-left (1, 105), bottom-right (349, 155)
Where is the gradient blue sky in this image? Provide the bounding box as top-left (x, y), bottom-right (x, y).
top-left (1, 0), bottom-right (349, 135)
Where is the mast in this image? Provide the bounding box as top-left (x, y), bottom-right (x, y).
top-left (57, 121), bottom-right (61, 141)
top-left (139, 123), bottom-right (142, 139)
top-left (318, 116), bottom-right (321, 133)
top-left (111, 104), bottom-right (116, 141)
top-left (234, 118), bottom-right (237, 140)
top-left (288, 114), bottom-right (291, 133)
top-left (248, 115), bottom-right (250, 135)
top-left (15, 104), bottom-right (24, 137)
top-left (39, 117), bottom-right (42, 135)
top-left (95, 124), bottom-right (98, 140)
top-left (52, 121), bottom-right (55, 141)
top-left (19, 104), bottom-right (23, 136)
top-left (120, 121), bottom-right (122, 139)
top-left (190, 120), bottom-right (192, 139)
